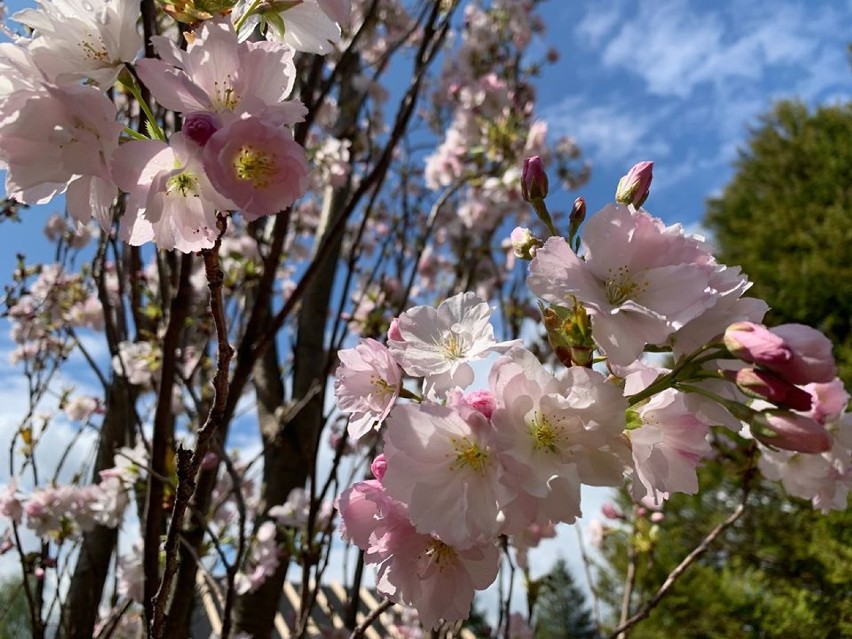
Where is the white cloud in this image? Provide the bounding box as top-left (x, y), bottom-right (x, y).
top-left (584, 2), bottom-right (847, 100)
top-left (543, 96), bottom-right (672, 166)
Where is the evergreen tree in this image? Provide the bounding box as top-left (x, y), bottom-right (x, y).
top-left (705, 100), bottom-right (852, 385)
top-left (0, 578), bottom-right (31, 639)
top-left (533, 558), bottom-right (598, 639)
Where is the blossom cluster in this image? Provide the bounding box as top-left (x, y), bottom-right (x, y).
top-left (0, 442), bottom-right (144, 545)
top-left (0, 0), bottom-right (352, 253)
top-left (333, 162), bottom-right (852, 629)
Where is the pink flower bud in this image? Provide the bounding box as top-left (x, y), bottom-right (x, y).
top-left (201, 451), bottom-right (220, 471)
top-left (752, 411), bottom-right (832, 453)
top-left (464, 390), bottom-right (496, 419)
top-left (370, 454), bottom-right (387, 482)
top-left (615, 161), bottom-right (653, 207)
top-left (183, 111), bottom-right (220, 147)
top-left (387, 317), bottom-right (403, 342)
top-left (769, 324), bottom-right (837, 385)
top-left (650, 512), bottom-right (665, 523)
top-left (569, 197), bottom-right (586, 226)
top-left (733, 368), bottom-right (813, 412)
top-left (35, 567), bottom-right (45, 580)
top-left (521, 156), bottom-right (548, 202)
top-left (724, 322), bottom-right (792, 368)
top-left (601, 502), bottom-right (622, 520)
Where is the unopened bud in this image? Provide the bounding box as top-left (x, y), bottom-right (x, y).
top-left (724, 321), bottom-right (791, 366)
top-left (601, 502), bottom-right (622, 520)
top-left (201, 451), bottom-right (220, 471)
top-left (183, 111), bottom-right (220, 147)
top-left (510, 226), bottom-right (542, 260)
top-left (751, 411), bottom-right (832, 453)
top-left (615, 161), bottom-right (653, 208)
top-left (731, 368), bottom-right (813, 412)
top-left (522, 156), bottom-right (549, 202)
top-left (569, 197), bottom-right (586, 226)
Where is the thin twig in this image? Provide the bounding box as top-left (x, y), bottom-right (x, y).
top-left (607, 502), bottom-right (747, 639)
top-left (150, 219), bottom-right (234, 638)
top-left (348, 598), bottom-right (394, 639)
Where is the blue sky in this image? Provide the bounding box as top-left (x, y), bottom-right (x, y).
top-left (534, 0), bottom-right (850, 231)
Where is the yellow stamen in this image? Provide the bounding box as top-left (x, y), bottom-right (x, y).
top-left (234, 146), bottom-right (277, 188)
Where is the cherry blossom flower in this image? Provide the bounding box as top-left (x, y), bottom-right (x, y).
top-left (63, 396), bottom-right (100, 422)
top-left (202, 116), bottom-right (310, 219)
top-left (334, 338), bottom-right (402, 439)
top-left (0, 83), bottom-right (120, 228)
top-left (528, 204), bottom-right (718, 366)
top-left (234, 0), bottom-right (344, 54)
top-left (269, 487), bottom-right (332, 530)
top-left (0, 480), bottom-right (23, 525)
top-left (388, 292), bottom-right (520, 393)
top-left (671, 265), bottom-right (768, 358)
top-left (490, 348), bottom-right (629, 528)
top-left (136, 18), bottom-right (305, 126)
top-left (382, 403), bottom-right (511, 548)
top-left (629, 389), bottom-right (712, 504)
top-left (112, 341), bottom-right (159, 387)
top-left (235, 521), bottom-right (280, 594)
top-left (112, 133), bottom-right (232, 252)
top-left (336, 479), bottom-right (500, 629)
top-left (117, 542), bottom-right (144, 602)
top-left (14, 0), bottom-right (141, 86)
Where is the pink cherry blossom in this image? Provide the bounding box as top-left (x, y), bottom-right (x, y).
top-left (235, 521), bottom-right (280, 594)
top-left (136, 18), bottom-right (305, 126)
top-left (528, 204), bottom-right (718, 366)
top-left (371, 454), bottom-right (388, 481)
top-left (0, 480), bottom-right (23, 525)
top-left (629, 389), bottom-right (712, 504)
top-left (202, 117), bottom-right (310, 219)
top-left (672, 266), bottom-right (768, 358)
top-left (112, 133), bottom-right (232, 252)
top-left (769, 324), bottom-right (837, 385)
top-left (336, 480), bottom-right (500, 629)
top-left (388, 292), bottom-right (520, 393)
top-left (753, 411), bottom-right (832, 454)
top-left (334, 338), bottom-right (402, 439)
top-left (725, 322), bottom-right (837, 385)
top-left (117, 542), bottom-right (144, 602)
top-left (0, 83), bottom-right (120, 228)
top-left (382, 403), bottom-right (511, 548)
top-left (490, 348), bottom-right (629, 528)
top-left (804, 379), bottom-right (851, 425)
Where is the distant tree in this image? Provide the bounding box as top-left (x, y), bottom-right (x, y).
top-left (595, 438), bottom-right (852, 639)
top-left (705, 100), bottom-right (852, 385)
top-left (533, 559), bottom-right (598, 639)
top-left (0, 578), bottom-right (31, 639)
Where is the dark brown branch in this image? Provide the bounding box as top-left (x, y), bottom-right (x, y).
top-left (143, 252), bottom-right (193, 625)
top-left (150, 222), bottom-right (234, 638)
